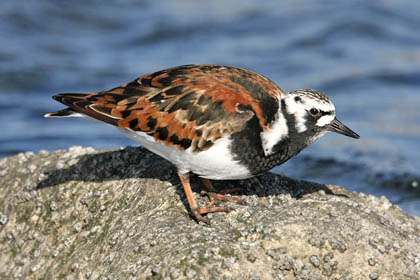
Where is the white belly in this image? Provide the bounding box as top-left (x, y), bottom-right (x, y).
top-left (117, 127), bottom-right (252, 180)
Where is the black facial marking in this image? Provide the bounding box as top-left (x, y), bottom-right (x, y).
top-left (156, 126), bottom-right (169, 140)
top-left (304, 113), bottom-right (317, 127)
top-left (195, 129), bottom-right (202, 136)
top-left (230, 115), bottom-right (292, 175)
top-left (147, 117), bottom-right (157, 130)
top-left (230, 102), bottom-right (325, 176)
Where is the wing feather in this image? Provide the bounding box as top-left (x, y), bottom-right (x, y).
top-left (49, 64), bottom-right (284, 152)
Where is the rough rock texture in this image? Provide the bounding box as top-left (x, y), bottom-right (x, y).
top-left (0, 146), bottom-right (419, 280)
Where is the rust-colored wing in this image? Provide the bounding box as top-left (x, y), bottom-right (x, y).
top-left (51, 64), bottom-right (284, 152)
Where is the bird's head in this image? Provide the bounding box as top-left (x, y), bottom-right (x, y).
top-left (283, 89), bottom-right (360, 140)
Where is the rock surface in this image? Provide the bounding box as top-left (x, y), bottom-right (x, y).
top-left (0, 146), bottom-right (419, 279)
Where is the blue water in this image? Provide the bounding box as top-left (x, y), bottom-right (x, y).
top-left (1, 0), bottom-right (419, 216)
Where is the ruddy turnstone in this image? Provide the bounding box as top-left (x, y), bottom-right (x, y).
top-left (46, 64), bottom-right (359, 223)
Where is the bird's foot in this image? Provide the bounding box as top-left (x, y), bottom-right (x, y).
top-left (191, 205), bottom-right (231, 224)
top-left (200, 189), bottom-right (245, 205)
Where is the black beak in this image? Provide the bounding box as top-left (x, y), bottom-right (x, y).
top-left (328, 118), bottom-right (360, 139)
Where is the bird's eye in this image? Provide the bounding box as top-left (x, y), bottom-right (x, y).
top-left (309, 108), bottom-right (319, 116)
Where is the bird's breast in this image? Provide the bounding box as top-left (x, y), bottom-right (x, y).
top-left (117, 127), bottom-right (253, 180)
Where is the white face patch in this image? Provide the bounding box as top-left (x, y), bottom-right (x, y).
top-left (316, 114), bottom-right (335, 127)
top-left (292, 109), bottom-right (307, 133)
top-left (260, 110), bottom-right (288, 156)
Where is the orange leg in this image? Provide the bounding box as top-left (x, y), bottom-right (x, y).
top-left (200, 178), bottom-right (245, 205)
top-left (178, 172), bottom-right (230, 223)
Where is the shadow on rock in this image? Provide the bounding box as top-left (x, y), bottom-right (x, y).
top-left (36, 146), bottom-right (344, 200)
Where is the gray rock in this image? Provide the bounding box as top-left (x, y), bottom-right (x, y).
top-left (0, 146), bottom-right (419, 279)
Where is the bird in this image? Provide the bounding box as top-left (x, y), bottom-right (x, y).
top-left (45, 64), bottom-right (360, 223)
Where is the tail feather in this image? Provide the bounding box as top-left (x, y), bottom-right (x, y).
top-left (45, 93), bottom-right (120, 125)
top-left (45, 93), bottom-right (91, 118)
top-left (44, 108), bottom-right (83, 118)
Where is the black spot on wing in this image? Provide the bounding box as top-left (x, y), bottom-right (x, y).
top-left (169, 134), bottom-right (192, 150)
top-left (180, 138), bottom-right (192, 150)
top-left (180, 138), bottom-right (192, 149)
top-left (129, 118), bottom-right (138, 130)
top-left (147, 117), bottom-right (157, 130)
top-left (169, 134), bottom-right (180, 144)
top-left (156, 126), bottom-right (169, 140)
top-left (121, 111), bottom-right (131, 119)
